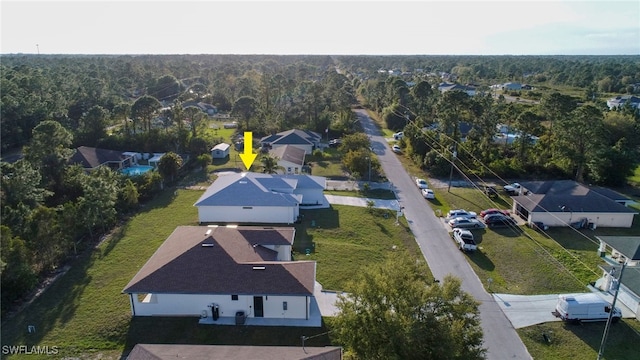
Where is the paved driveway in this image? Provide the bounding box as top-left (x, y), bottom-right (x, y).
top-left (355, 109), bottom-right (532, 359)
top-left (324, 194), bottom-right (400, 210)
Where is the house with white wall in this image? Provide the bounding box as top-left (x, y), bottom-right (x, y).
top-left (260, 129), bottom-right (322, 155)
top-left (123, 225), bottom-right (321, 326)
top-left (269, 145), bottom-right (306, 174)
top-left (194, 172), bottom-right (327, 224)
top-left (595, 236), bottom-right (640, 320)
top-left (511, 180), bottom-right (638, 228)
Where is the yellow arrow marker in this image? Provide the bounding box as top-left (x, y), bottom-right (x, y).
top-left (239, 131), bottom-right (257, 170)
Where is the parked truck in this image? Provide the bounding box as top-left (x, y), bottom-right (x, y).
top-left (452, 228), bottom-right (477, 252)
top-left (552, 293), bottom-right (622, 323)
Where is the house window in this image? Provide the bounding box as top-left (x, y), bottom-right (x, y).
top-left (231, 295), bottom-right (238, 301)
top-left (294, 167), bottom-right (299, 174)
top-left (288, 167), bottom-right (292, 173)
top-left (283, 301), bottom-right (288, 311)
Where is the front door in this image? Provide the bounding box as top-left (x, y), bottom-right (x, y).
top-left (253, 296), bottom-right (264, 317)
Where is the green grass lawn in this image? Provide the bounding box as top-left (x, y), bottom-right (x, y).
top-left (324, 188), bottom-right (397, 200)
top-left (518, 320), bottom-right (639, 360)
top-left (629, 165), bottom-right (640, 186)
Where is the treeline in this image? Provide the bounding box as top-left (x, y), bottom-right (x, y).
top-left (0, 54), bottom-right (358, 314)
top-left (354, 73), bottom-right (640, 186)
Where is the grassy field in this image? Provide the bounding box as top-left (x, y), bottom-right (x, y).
top-left (306, 148), bottom-right (347, 179)
top-left (324, 188), bottom-right (397, 200)
top-left (629, 165), bottom-right (640, 186)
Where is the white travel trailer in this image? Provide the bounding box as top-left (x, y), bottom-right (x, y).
top-left (553, 293), bottom-right (621, 323)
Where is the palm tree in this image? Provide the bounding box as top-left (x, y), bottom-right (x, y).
top-left (260, 154), bottom-right (284, 174)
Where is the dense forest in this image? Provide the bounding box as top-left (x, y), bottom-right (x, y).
top-left (1, 54), bottom-right (639, 314)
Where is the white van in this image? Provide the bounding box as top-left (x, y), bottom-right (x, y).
top-left (553, 293), bottom-right (622, 323)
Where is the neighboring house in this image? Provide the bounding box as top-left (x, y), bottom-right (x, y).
top-left (502, 82), bottom-right (522, 91)
top-left (437, 82), bottom-right (476, 96)
top-left (68, 146), bottom-right (135, 171)
top-left (260, 129), bottom-right (322, 155)
top-left (269, 145), bottom-right (306, 174)
top-left (511, 180), bottom-right (638, 228)
top-left (123, 225), bottom-right (320, 326)
top-left (148, 153), bottom-right (166, 169)
top-left (595, 236), bottom-right (640, 320)
top-left (127, 344), bottom-right (342, 360)
top-left (606, 95), bottom-right (640, 110)
top-left (194, 172), bottom-right (327, 224)
top-left (183, 101), bottom-right (218, 116)
top-left (590, 186), bottom-right (638, 207)
top-left (211, 143), bottom-right (230, 159)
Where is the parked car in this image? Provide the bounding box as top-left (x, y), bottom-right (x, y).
top-left (393, 131), bottom-right (404, 140)
top-left (421, 188), bottom-right (435, 199)
top-left (480, 208), bottom-right (510, 218)
top-left (504, 182), bottom-right (523, 195)
top-left (415, 178), bottom-right (429, 189)
top-left (392, 144), bottom-right (402, 153)
top-left (448, 217), bottom-right (485, 229)
top-left (553, 293), bottom-right (621, 323)
top-left (446, 209), bottom-right (477, 219)
top-left (452, 228), bottom-right (477, 252)
top-left (328, 138), bottom-right (342, 147)
top-left (485, 215), bottom-right (517, 228)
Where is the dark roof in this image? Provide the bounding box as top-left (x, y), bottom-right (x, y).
top-left (590, 186), bottom-right (633, 202)
top-left (127, 344), bottom-right (342, 360)
top-left (69, 146), bottom-right (130, 169)
top-left (270, 145), bottom-right (306, 166)
top-left (597, 236), bottom-right (640, 261)
top-left (600, 264), bottom-right (640, 297)
top-left (123, 226), bottom-right (315, 295)
top-left (512, 180), bottom-right (638, 214)
top-left (260, 129), bottom-right (321, 146)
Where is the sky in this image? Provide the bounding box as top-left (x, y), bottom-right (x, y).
top-left (1, 0), bottom-right (639, 55)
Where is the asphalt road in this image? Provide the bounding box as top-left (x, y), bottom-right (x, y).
top-left (355, 109), bottom-right (532, 360)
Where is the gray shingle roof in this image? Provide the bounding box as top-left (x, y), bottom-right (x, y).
top-left (128, 344), bottom-right (342, 360)
top-left (260, 129), bottom-right (321, 146)
top-left (512, 180), bottom-right (638, 214)
top-left (597, 236), bottom-right (640, 261)
top-left (270, 145), bottom-right (306, 166)
top-left (123, 226), bottom-right (315, 295)
top-left (69, 146), bottom-right (130, 169)
top-left (600, 264), bottom-right (640, 297)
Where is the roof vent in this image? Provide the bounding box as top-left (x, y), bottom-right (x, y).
top-left (252, 266), bottom-right (266, 270)
top-left (201, 243), bottom-right (214, 247)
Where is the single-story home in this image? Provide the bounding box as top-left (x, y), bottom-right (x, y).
top-left (437, 82), bottom-right (476, 96)
top-left (511, 180), bottom-right (638, 228)
top-left (194, 172), bottom-right (327, 224)
top-left (183, 101), bottom-right (218, 116)
top-left (502, 82), bottom-right (522, 91)
top-left (127, 344), bottom-right (343, 360)
top-left (606, 95), bottom-right (640, 110)
top-left (595, 236), bottom-right (640, 320)
top-left (123, 225), bottom-right (320, 326)
top-left (260, 129), bottom-right (322, 155)
top-left (68, 146), bottom-right (135, 171)
top-left (270, 145), bottom-right (306, 175)
top-left (211, 143), bottom-right (230, 159)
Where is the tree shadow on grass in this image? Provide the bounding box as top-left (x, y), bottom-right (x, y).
top-left (120, 317), bottom-right (334, 358)
top-left (559, 319), bottom-right (639, 359)
top-left (467, 249), bottom-right (496, 271)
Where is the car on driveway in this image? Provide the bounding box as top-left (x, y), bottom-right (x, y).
top-left (448, 217), bottom-right (485, 229)
top-left (392, 144), bottom-right (402, 153)
top-left (446, 209), bottom-right (477, 219)
top-left (393, 131), bottom-right (404, 140)
top-left (485, 214), bottom-right (518, 229)
top-left (452, 228), bottom-right (477, 252)
top-left (504, 182), bottom-right (523, 195)
top-left (421, 188), bottom-right (435, 199)
top-left (480, 208), bottom-right (510, 218)
top-left (415, 178), bottom-right (429, 189)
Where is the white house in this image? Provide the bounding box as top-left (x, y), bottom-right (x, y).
top-left (511, 180), bottom-right (638, 228)
top-left (211, 143), bottom-right (230, 159)
top-left (260, 129), bottom-right (322, 155)
top-left (128, 344), bottom-right (343, 360)
top-left (123, 225), bottom-right (321, 326)
top-left (194, 172), bottom-right (327, 224)
top-left (595, 236), bottom-right (640, 320)
top-left (269, 145), bottom-right (306, 175)
top-left (437, 82), bottom-right (475, 96)
top-left (606, 95), bottom-right (640, 110)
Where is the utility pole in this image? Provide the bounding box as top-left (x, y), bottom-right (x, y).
top-left (597, 260), bottom-right (627, 360)
top-left (36, 44), bottom-right (39, 55)
top-left (447, 145), bottom-right (457, 192)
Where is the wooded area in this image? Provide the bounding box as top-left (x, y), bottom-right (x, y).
top-left (1, 54), bottom-right (639, 315)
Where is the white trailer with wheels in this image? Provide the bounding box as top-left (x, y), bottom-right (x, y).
top-left (552, 293), bottom-right (622, 323)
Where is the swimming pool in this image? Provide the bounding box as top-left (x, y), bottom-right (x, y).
top-left (121, 165), bottom-right (154, 176)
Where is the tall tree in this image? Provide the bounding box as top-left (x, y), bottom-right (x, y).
top-left (333, 253), bottom-right (485, 360)
top-left (231, 96), bottom-right (259, 130)
top-left (78, 105), bottom-right (109, 146)
top-left (23, 120), bottom-right (74, 192)
top-left (157, 152), bottom-right (183, 183)
top-left (260, 154), bottom-right (283, 174)
top-left (131, 95), bottom-right (161, 134)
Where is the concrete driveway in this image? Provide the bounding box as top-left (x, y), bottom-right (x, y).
top-left (324, 194), bottom-right (400, 210)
